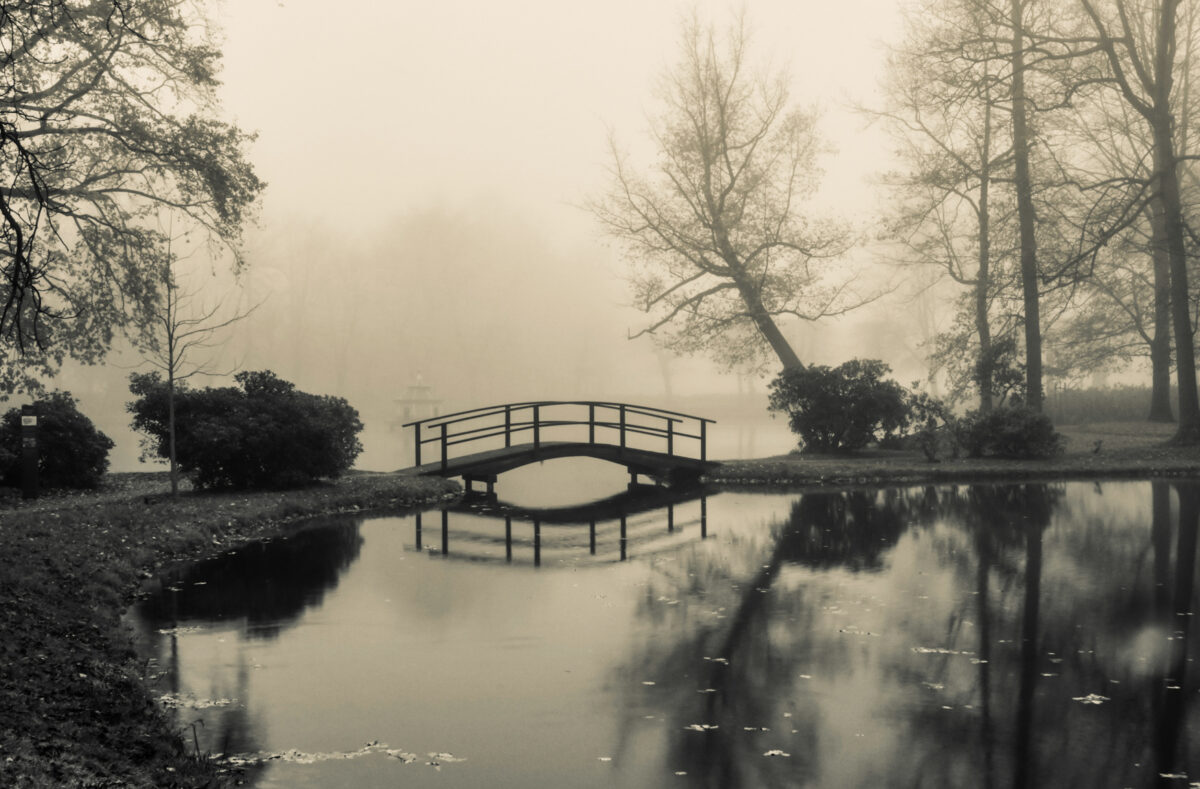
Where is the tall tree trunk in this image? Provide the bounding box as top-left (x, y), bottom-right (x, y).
top-left (730, 270), bottom-right (803, 369)
top-left (1153, 0), bottom-right (1200, 442)
top-left (977, 93), bottom-right (995, 413)
top-left (1010, 0), bottom-right (1043, 412)
top-left (1148, 202), bottom-right (1176, 422)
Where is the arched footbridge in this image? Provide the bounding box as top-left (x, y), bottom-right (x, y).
top-left (402, 401), bottom-right (717, 494)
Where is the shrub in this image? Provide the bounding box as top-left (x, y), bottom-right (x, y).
top-left (128, 370), bottom-right (363, 490)
top-left (955, 405), bottom-right (1063, 459)
top-left (768, 360), bottom-right (909, 453)
top-left (903, 388), bottom-right (955, 461)
top-left (0, 391), bottom-right (114, 489)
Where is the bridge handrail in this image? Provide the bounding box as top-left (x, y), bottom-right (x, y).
top-left (401, 400), bottom-right (715, 430)
top-left (402, 400), bottom-right (715, 470)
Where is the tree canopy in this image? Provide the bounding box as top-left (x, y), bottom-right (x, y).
top-left (0, 0), bottom-right (262, 393)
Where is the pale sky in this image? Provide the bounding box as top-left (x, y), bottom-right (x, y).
top-left (216, 0), bottom-right (900, 236)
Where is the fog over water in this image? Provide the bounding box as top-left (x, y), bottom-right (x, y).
top-left (41, 0), bottom-right (922, 470)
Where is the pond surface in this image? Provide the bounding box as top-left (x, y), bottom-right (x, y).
top-left (126, 468), bottom-right (1200, 787)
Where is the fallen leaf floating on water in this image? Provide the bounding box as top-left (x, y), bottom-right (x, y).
top-left (157, 692), bottom-right (233, 710)
top-left (219, 743), bottom-right (462, 768)
top-left (684, 724), bottom-right (719, 731)
top-left (912, 647), bottom-right (972, 656)
top-left (1073, 694), bottom-right (1111, 705)
top-left (763, 750), bottom-right (791, 757)
top-left (598, 757), bottom-right (612, 762)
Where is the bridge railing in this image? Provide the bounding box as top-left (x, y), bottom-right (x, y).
top-left (401, 401), bottom-right (715, 472)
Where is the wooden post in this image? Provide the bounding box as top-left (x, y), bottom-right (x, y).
top-left (415, 512), bottom-right (423, 551)
top-left (700, 420), bottom-right (707, 462)
top-left (667, 419), bottom-right (674, 456)
top-left (668, 504), bottom-right (674, 533)
top-left (441, 509), bottom-right (449, 555)
top-left (505, 405), bottom-right (512, 448)
top-left (589, 520), bottom-right (596, 555)
top-left (413, 423), bottom-right (422, 467)
top-left (534, 404), bottom-right (541, 450)
top-left (620, 514), bottom-right (627, 561)
top-left (505, 516), bottom-right (512, 562)
top-left (534, 519), bottom-right (541, 567)
top-left (700, 496), bottom-right (707, 539)
top-left (619, 405), bottom-right (626, 452)
top-left (20, 404), bottom-right (37, 500)
top-left (589, 404), bottom-right (595, 444)
top-left (440, 422), bottom-right (448, 472)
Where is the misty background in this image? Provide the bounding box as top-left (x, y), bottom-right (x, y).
top-left (43, 0), bottom-right (940, 471)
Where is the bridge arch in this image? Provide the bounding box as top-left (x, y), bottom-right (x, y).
top-left (402, 401), bottom-right (716, 492)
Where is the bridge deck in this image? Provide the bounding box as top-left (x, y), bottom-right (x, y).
top-left (406, 441), bottom-right (716, 481)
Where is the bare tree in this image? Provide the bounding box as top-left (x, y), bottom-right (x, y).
top-left (1080, 0), bottom-right (1200, 442)
top-left (590, 12), bottom-right (861, 373)
top-left (137, 240), bottom-right (260, 496)
top-left (872, 0), bottom-right (1020, 412)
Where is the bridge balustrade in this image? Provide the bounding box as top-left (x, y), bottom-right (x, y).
top-left (402, 400), bottom-right (713, 472)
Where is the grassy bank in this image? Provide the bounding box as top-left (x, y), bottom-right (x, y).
top-left (0, 471), bottom-right (459, 789)
top-left (708, 421), bottom-right (1200, 488)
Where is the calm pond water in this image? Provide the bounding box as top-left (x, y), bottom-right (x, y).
top-left (126, 465), bottom-right (1200, 788)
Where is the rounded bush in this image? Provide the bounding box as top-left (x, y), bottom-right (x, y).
top-left (955, 406), bottom-right (1063, 459)
top-left (128, 370), bottom-right (363, 490)
top-left (0, 391), bottom-right (114, 489)
top-left (768, 360), bottom-right (909, 453)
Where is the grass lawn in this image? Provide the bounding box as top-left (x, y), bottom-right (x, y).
top-left (1, 421), bottom-right (1197, 787)
top-left (709, 421), bottom-right (1200, 487)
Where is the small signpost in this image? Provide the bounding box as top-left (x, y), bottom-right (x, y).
top-left (20, 404), bottom-right (38, 500)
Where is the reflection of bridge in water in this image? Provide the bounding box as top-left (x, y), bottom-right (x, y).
top-left (402, 401), bottom-right (717, 494)
top-left (414, 484), bottom-right (710, 566)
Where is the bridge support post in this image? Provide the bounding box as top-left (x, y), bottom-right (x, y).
top-left (505, 516), bottom-right (512, 562)
top-left (464, 474), bottom-right (497, 499)
top-left (668, 504), bottom-right (674, 533)
top-left (534, 519), bottom-right (541, 567)
top-left (700, 496), bottom-right (707, 539)
top-left (441, 509), bottom-right (449, 555)
top-left (415, 512), bottom-right (422, 551)
top-left (589, 520), bottom-right (596, 555)
top-left (620, 515), bottom-right (627, 561)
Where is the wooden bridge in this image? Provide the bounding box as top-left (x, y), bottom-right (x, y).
top-left (402, 401), bottom-right (717, 493)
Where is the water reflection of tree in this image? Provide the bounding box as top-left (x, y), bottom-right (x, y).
top-left (621, 482), bottom-right (1200, 787)
top-left (618, 488), bottom-right (930, 787)
top-left (777, 489), bottom-right (918, 571)
top-left (135, 517), bottom-right (364, 639)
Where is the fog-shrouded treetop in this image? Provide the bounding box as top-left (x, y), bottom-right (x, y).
top-left (591, 11), bottom-right (872, 374)
top-left (0, 0), bottom-right (263, 394)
